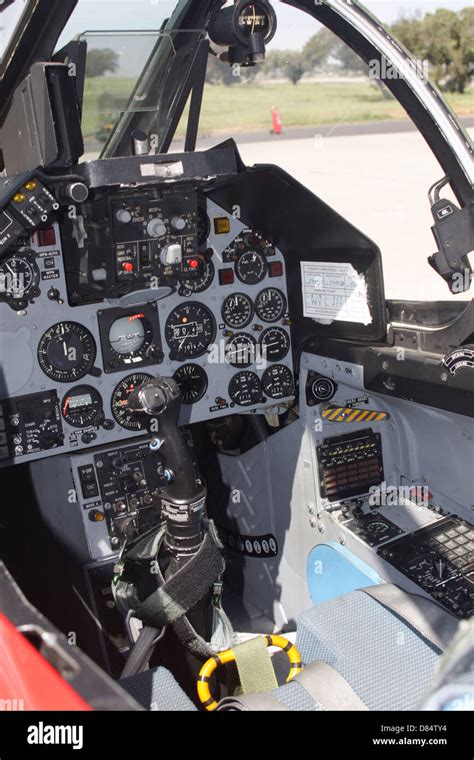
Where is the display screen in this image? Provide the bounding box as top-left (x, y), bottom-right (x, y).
top-left (69, 393), bottom-right (93, 409)
top-left (109, 316), bottom-right (146, 355)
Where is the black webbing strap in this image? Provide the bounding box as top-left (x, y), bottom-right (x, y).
top-left (121, 625), bottom-right (161, 678)
top-left (134, 528), bottom-right (225, 629)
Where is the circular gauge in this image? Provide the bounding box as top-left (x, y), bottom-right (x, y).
top-left (61, 385), bottom-right (103, 428)
top-left (108, 315), bottom-right (153, 358)
top-left (179, 257), bottom-right (215, 294)
top-left (225, 333), bottom-right (257, 368)
top-left (111, 373), bottom-right (153, 431)
top-left (311, 376), bottom-right (336, 402)
top-left (173, 364), bottom-right (208, 405)
top-left (222, 293), bottom-right (254, 329)
top-left (235, 1), bottom-right (277, 44)
top-left (229, 371), bottom-right (262, 407)
top-left (261, 365), bottom-right (294, 400)
top-left (235, 250), bottom-right (267, 285)
top-left (255, 288), bottom-right (287, 323)
top-left (0, 251), bottom-right (39, 300)
top-left (165, 302), bottom-right (216, 359)
top-left (197, 204), bottom-right (211, 247)
top-left (259, 326), bottom-right (290, 363)
top-left (38, 322), bottom-right (96, 383)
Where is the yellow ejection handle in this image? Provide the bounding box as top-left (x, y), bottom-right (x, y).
top-left (197, 635), bottom-right (303, 711)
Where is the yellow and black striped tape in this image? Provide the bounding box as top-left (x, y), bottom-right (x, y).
top-left (197, 635), bottom-right (303, 711)
top-left (321, 406), bottom-right (389, 423)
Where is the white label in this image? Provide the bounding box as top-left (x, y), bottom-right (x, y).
top-left (300, 261), bottom-right (371, 325)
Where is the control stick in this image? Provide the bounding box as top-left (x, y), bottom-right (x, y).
top-left (127, 376), bottom-right (207, 570)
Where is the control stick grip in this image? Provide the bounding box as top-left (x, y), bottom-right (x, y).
top-left (127, 376), bottom-right (198, 502)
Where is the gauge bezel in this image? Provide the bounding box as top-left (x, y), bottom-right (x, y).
top-left (38, 322), bottom-right (97, 383)
top-left (61, 385), bottom-right (104, 429)
top-left (221, 292), bottom-right (254, 329)
top-left (259, 326), bottom-right (291, 363)
top-left (0, 248), bottom-right (40, 308)
top-left (255, 287), bottom-right (287, 323)
top-left (228, 370), bottom-right (262, 407)
top-left (111, 372), bottom-right (154, 431)
top-left (165, 301), bottom-right (216, 361)
top-left (98, 303), bottom-right (162, 374)
top-left (197, 202), bottom-right (211, 248)
top-left (173, 363), bottom-right (208, 405)
top-left (261, 365), bottom-right (294, 400)
top-left (234, 248), bottom-right (268, 285)
top-left (225, 333), bottom-right (257, 368)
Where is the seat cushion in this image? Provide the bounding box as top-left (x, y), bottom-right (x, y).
top-left (120, 667), bottom-right (197, 711)
top-left (295, 589), bottom-right (443, 710)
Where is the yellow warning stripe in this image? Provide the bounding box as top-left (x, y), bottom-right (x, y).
top-left (322, 406), bottom-right (389, 423)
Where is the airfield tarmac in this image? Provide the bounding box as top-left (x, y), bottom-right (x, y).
top-left (235, 125), bottom-right (474, 303)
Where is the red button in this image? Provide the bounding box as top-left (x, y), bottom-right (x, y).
top-left (123, 262), bottom-right (134, 272)
top-left (189, 258), bottom-right (199, 269)
top-left (37, 227), bottom-right (56, 247)
top-left (269, 261), bottom-right (283, 278)
top-left (219, 269), bottom-right (235, 285)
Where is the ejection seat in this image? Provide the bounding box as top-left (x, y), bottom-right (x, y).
top-left (121, 583), bottom-right (472, 711)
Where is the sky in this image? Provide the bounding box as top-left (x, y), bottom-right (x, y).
top-left (55, 0), bottom-right (469, 50)
top-left (1, 1), bottom-right (469, 60)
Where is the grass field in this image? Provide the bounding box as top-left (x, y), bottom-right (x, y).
top-left (82, 78), bottom-right (474, 140)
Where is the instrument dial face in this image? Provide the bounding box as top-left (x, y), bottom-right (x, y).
top-left (108, 314), bottom-right (153, 358)
top-left (235, 250), bottom-right (267, 285)
top-left (179, 257), bottom-right (215, 294)
top-left (259, 326), bottom-right (290, 363)
top-left (61, 385), bottom-right (103, 428)
top-left (38, 322), bottom-right (96, 383)
top-left (261, 365), bottom-right (294, 400)
top-left (225, 333), bottom-right (257, 368)
top-left (237, 1), bottom-right (274, 41)
top-left (165, 302), bottom-right (216, 360)
top-left (111, 373), bottom-right (153, 431)
top-left (173, 364), bottom-right (208, 405)
top-left (0, 252), bottom-right (39, 299)
top-left (229, 371), bottom-right (262, 407)
top-left (255, 288), bottom-right (287, 323)
top-left (221, 293), bottom-right (254, 329)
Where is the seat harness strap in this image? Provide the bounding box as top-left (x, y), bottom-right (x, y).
top-left (233, 635), bottom-right (278, 695)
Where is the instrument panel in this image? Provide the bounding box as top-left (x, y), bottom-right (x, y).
top-left (0, 193), bottom-right (294, 467)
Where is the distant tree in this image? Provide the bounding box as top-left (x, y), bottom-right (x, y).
top-left (390, 12), bottom-right (425, 55)
top-left (302, 27), bottom-right (366, 75)
top-left (391, 7), bottom-right (474, 93)
top-left (302, 28), bottom-right (337, 71)
top-left (262, 50), bottom-right (305, 84)
top-left (85, 48), bottom-right (119, 78)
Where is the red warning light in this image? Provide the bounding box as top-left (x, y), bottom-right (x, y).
top-left (123, 262), bottom-right (134, 272)
top-left (188, 258), bottom-right (199, 269)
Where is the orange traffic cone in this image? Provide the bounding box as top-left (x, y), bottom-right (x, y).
top-left (271, 106), bottom-right (282, 135)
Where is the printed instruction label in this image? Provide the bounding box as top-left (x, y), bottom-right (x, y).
top-left (301, 261), bottom-right (371, 325)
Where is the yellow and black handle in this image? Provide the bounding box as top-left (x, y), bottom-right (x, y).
top-left (197, 634), bottom-right (303, 711)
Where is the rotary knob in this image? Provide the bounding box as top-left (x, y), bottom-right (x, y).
top-left (116, 209), bottom-right (132, 224)
top-left (147, 218), bottom-right (167, 238)
top-left (171, 216), bottom-right (186, 231)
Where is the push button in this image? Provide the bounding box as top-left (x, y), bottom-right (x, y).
top-left (78, 465), bottom-right (100, 500)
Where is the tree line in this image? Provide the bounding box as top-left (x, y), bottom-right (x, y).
top-left (84, 7), bottom-right (473, 95)
top-left (206, 7), bottom-right (473, 94)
